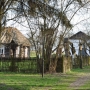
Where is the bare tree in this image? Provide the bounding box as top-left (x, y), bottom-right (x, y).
top-left (1, 0), bottom-right (90, 73)
top-left (22, 0), bottom-right (90, 73)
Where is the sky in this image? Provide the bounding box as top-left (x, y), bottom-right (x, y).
top-left (71, 13), bottom-right (90, 34)
top-left (6, 1), bottom-right (90, 36)
top-left (6, 15), bottom-right (29, 37)
top-left (6, 14), bottom-right (90, 37)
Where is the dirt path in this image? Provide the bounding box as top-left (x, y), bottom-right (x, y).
top-left (69, 73), bottom-right (90, 89)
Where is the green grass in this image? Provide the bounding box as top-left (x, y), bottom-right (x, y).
top-left (30, 51), bottom-right (36, 57)
top-left (0, 73), bottom-right (76, 90)
top-left (0, 66), bottom-right (90, 90)
top-left (67, 66), bottom-right (90, 90)
top-left (76, 66), bottom-right (90, 89)
top-left (79, 81), bottom-right (90, 89)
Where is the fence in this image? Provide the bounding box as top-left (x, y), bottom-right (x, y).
top-left (72, 56), bottom-right (90, 68)
top-left (0, 56), bottom-right (72, 74)
top-left (1, 56), bottom-right (90, 74)
top-left (57, 56), bottom-right (90, 73)
top-left (56, 56), bottom-right (72, 73)
top-left (0, 57), bottom-right (40, 73)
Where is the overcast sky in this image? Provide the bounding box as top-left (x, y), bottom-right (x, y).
top-left (6, 2), bottom-right (90, 36)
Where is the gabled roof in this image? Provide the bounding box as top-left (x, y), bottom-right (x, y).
top-left (0, 27), bottom-right (30, 46)
top-left (69, 31), bottom-right (90, 40)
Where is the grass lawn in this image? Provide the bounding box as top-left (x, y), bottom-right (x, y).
top-left (0, 66), bottom-right (90, 90)
top-left (80, 81), bottom-right (90, 89)
top-left (30, 51), bottom-right (36, 57)
top-left (0, 73), bottom-right (75, 90)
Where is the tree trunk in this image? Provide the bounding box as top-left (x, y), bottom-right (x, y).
top-left (49, 53), bottom-right (60, 73)
top-left (49, 35), bottom-right (63, 73)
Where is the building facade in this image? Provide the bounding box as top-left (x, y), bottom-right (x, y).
top-left (0, 27), bottom-right (30, 58)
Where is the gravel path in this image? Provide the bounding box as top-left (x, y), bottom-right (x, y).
top-left (69, 73), bottom-right (90, 89)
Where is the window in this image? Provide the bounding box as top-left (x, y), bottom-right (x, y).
top-left (0, 49), bottom-right (3, 54)
top-left (2, 49), bottom-right (3, 54)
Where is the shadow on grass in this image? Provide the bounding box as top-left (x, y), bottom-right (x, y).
top-left (0, 83), bottom-right (53, 90)
top-left (0, 84), bottom-right (38, 90)
top-left (0, 83), bottom-right (32, 90)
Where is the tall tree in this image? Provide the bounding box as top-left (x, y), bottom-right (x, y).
top-left (21, 0), bottom-right (90, 73)
top-left (1, 0), bottom-right (90, 73)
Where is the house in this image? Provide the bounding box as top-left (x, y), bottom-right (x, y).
top-left (69, 31), bottom-right (90, 56)
top-left (0, 27), bottom-right (30, 58)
